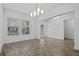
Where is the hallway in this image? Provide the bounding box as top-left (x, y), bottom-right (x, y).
top-left (1, 38), bottom-right (79, 56)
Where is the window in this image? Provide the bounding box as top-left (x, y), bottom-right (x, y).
top-left (22, 20), bottom-right (30, 35)
top-left (8, 17), bottom-right (19, 35)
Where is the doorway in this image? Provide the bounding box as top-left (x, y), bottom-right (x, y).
top-left (64, 12), bottom-right (75, 55)
top-left (64, 19), bottom-right (74, 40)
top-left (40, 24), bottom-right (45, 38)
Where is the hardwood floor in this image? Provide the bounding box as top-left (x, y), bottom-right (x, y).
top-left (1, 38), bottom-right (79, 56)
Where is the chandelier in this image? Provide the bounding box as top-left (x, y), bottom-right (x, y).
top-left (30, 4), bottom-right (44, 17)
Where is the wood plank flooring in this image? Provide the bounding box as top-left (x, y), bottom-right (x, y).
top-left (1, 38), bottom-right (79, 56)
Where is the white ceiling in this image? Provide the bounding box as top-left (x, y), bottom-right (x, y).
top-left (2, 3), bottom-right (63, 16)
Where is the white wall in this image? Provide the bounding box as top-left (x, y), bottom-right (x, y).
top-left (74, 4), bottom-right (79, 50)
top-left (64, 19), bottom-right (74, 39)
top-left (0, 4), bottom-right (3, 53)
top-left (2, 7), bottom-right (37, 43)
top-left (39, 11), bottom-right (74, 40)
top-left (38, 4), bottom-right (75, 40)
top-left (47, 18), bottom-right (64, 40)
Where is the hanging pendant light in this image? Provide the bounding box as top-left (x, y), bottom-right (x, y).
top-left (41, 9), bottom-right (44, 14)
top-left (30, 13), bottom-right (33, 16)
top-left (37, 8), bottom-right (40, 12)
top-left (37, 12), bottom-right (40, 16)
top-left (33, 11), bottom-right (36, 17)
top-left (30, 4), bottom-right (44, 17)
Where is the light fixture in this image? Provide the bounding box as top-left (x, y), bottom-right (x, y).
top-left (33, 11), bottom-right (36, 14)
top-left (37, 8), bottom-right (40, 12)
top-left (41, 9), bottom-right (44, 14)
top-left (30, 13), bottom-right (33, 16)
top-left (30, 7), bottom-right (44, 17)
top-left (37, 12), bottom-right (40, 16)
top-left (33, 11), bottom-right (36, 17)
